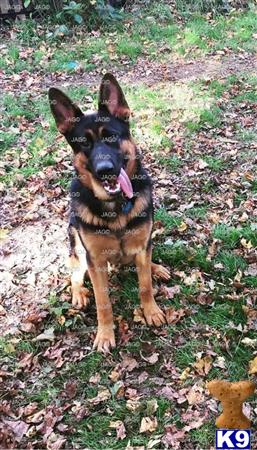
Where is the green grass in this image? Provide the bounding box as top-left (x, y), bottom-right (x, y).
top-left (191, 423), bottom-right (216, 448)
top-left (213, 223), bottom-right (257, 249)
top-left (185, 206), bottom-right (208, 219)
top-left (155, 208), bottom-right (182, 229)
top-left (202, 156), bottom-right (225, 172)
top-left (157, 155), bottom-right (182, 172)
top-left (1, 6), bottom-right (256, 77)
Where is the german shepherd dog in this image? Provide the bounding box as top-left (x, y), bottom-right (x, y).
top-left (49, 74), bottom-right (170, 352)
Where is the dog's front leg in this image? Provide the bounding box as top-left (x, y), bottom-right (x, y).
top-left (88, 260), bottom-right (115, 352)
top-left (135, 248), bottom-right (166, 326)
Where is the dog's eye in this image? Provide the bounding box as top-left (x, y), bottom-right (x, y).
top-left (81, 135), bottom-right (93, 153)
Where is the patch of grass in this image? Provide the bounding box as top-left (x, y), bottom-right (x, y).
top-left (116, 40), bottom-right (143, 60)
top-left (0, 131), bottom-right (18, 152)
top-left (155, 208), bottom-right (182, 229)
top-left (237, 130), bottom-right (257, 142)
top-left (185, 106), bottom-right (221, 131)
top-left (250, 180), bottom-right (257, 193)
top-left (154, 242), bottom-right (213, 273)
top-left (153, 242), bottom-right (188, 268)
top-left (243, 276), bottom-right (257, 288)
top-left (214, 251), bottom-right (247, 278)
top-left (201, 179), bottom-right (216, 193)
top-left (157, 155), bottom-right (182, 172)
top-left (28, 385), bottom-right (60, 405)
top-left (185, 205), bottom-right (208, 219)
top-left (226, 344), bottom-right (254, 381)
top-left (178, 10), bottom-right (257, 55)
top-left (175, 338), bottom-right (205, 368)
top-left (68, 353), bottom-right (104, 381)
top-left (193, 300), bottom-right (246, 332)
top-left (203, 155), bottom-right (225, 172)
top-left (213, 223), bottom-right (257, 249)
top-left (191, 423), bottom-right (216, 448)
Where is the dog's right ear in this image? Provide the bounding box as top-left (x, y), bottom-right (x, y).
top-left (48, 88), bottom-right (83, 134)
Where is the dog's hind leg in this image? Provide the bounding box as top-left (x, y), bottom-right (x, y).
top-left (151, 262), bottom-right (170, 281)
top-left (68, 224), bottom-right (90, 309)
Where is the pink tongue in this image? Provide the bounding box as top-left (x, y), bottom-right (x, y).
top-left (118, 168), bottom-right (133, 199)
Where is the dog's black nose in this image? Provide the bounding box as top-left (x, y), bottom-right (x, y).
top-left (95, 160), bottom-right (115, 179)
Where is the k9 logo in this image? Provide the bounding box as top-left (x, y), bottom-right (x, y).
top-left (216, 430), bottom-right (251, 450)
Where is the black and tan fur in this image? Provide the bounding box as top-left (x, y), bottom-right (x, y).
top-left (49, 74), bottom-right (170, 352)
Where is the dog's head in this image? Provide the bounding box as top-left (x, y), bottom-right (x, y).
top-left (49, 74), bottom-right (137, 201)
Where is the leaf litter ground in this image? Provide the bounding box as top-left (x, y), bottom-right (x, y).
top-left (1, 18), bottom-right (257, 450)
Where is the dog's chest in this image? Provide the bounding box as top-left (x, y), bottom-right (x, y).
top-left (79, 220), bottom-right (152, 264)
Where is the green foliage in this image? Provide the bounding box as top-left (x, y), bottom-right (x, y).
top-left (176, 0), bottom-right (244, 15)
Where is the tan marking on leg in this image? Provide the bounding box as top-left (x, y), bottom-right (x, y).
top-left (68, 229), bottom-right (90, 309)
top-left (87, 260), bottom-right (115, 353)
top-left (135, 249), bottom-right (166, 327)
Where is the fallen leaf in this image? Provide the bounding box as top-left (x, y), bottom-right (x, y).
top-left (109, 420), bottom-right (126, 440)
top-left (198, 159), bottom-right (209, 169)
top-left (0, 228), bottom-right (9, 241)
top-left (193, 356), bottom-right (213, 375)
top-left (2, 419), bottom-right (29, 443)
top-left (160, 285), bottom-right (180, 299)
top-left (89, 373), bottom-right (101, 384)
top-left (139, 417), bottom-right (158, 433)
top-left (178, 221), bottom-right (188, 233)
top-left (213, 356), bottom-right (226, 369)
top-left (120, 354), bottom-right (139, 372)
top-left (249, 356), bottom-right (257, 374)
top-left (162, 425), bottom-right (186, 449)
top-left (133, 307), bottom-right (146, 324)
top-left (88, 387), bottom-right (111, 404)
top-left (186, 385), bottom-right (204, 405)
top-left (33, 327), bottom-right (55, 342)
top-left (179, 367), bottom-right (191, 381)
top-left (241, 238), bottom-right (252, 249)
top-left (142, 352), bottom-right (159, 364)
top-left (242, 338), bottom-right (257, 348)
top-left (166, 308), bottom-right (185, 324)
top-left (126, 399), bottom-right (141, 412)
top-left (146, 399), bottom-right (158, 416)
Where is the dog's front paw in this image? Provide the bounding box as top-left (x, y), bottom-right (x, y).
top-left (143, 302), bottom-right (166, 327)
top-left (93, 327), bottom-right (116, 353)
top-left (152, 263), bottom-right (171, 281)
top-left (72, 286), bottom-right (90, 309)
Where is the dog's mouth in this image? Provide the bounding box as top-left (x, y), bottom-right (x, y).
top-left (102, 176), bottom-right (121, 196)
top-left (102, 168), bottom-right (133, 199)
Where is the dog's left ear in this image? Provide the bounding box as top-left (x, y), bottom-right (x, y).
top-left (98, 73), bottom-right (130, 121)
top-left (48, 88), bottom-right (83, 134)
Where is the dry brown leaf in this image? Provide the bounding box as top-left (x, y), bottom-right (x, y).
top-left (88, 387), bottom-right (111, 404)
top-left (249, 356), bottom-right (257, 374)
top-left (179, 367), bottom-right (191, 381)
top-left (139, 417), bottom-right (158, 433)
top-left (89, 373), bottom-right (101, 384)
top-left (142, 352), bottom-right (159, 364)
top-left (33, 327), bottom-right (55, 342)
top-left (178, 221), bottom-right (188, 233)
top-left (109, 420), bottom-right (126, 440)
top-left (166, 307), bottom-right (185, 324)
top-left (241, 238), bottom-right (252, 249)
top-left (126, 399), bottom-right (141, 412)
top-left (193, 356), bottom-right (213, 375)
top-left (133, 307), bottom-right (146, 324)
top-left (186, 385), bottom-right (204, 405)
top-left (160, 285), bottom-right (181, 299)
